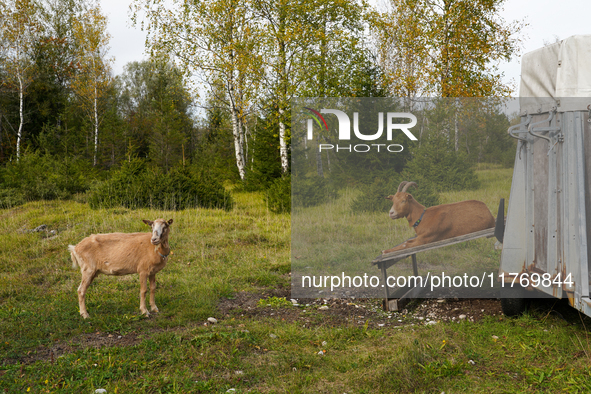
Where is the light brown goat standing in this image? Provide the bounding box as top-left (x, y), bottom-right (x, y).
top-left (68, 219), bottom-right (173, 318)
top-left (382, 182), bottom-right (495, 254)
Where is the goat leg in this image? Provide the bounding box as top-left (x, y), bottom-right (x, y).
top-left (139, 272), bottom-right (150, 316)
top-left (78, 270), bottom-right (96, 319)
top-left (149, 274), bottom-right (159, 313)
top-left (382, 242), bottom-right (411, 254)
top-left (382, 236), bottom-right (428, 254)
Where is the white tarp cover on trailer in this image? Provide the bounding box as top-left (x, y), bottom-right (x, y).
top-left (519, 34), bottom-right (591, 112)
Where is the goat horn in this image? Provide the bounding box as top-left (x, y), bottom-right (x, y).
top-left (397, 181), bottom-right (408, 193)
top-left (402, 182), bottom-right (418, 193)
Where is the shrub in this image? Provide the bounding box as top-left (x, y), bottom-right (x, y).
top-left (350, 176), bottom-right (440, 213)
top-left (240, 116), bottom-right (283, 192)
top-left (292, 174), bottom-right (337, 208)
top-left (350, 178), bottom-right (393, 213)
top-left (0, 188), bottom-right (25, 209)
top-left (88, 160), bottom-right (233, 210)
top-left (0, 152), bottom-right (93, 207)
top-left (265, 175), bottom-right (291, 213)
top-left (403, 133), bottom-right (479, 192)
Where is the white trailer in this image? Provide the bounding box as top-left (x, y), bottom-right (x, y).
top-left (500, 35), bottom-right (591, 316)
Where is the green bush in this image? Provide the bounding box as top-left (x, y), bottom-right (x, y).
top-left (265, 175), bottom-right (291, 213)
top-left (240, 116), bottom-right (283, 192)
top-left (292, 174), bottom-right (337, 208)
top-left (0, 188), bottom-right (25, 209)
top-left (350, 176), bottom-right (440, 213)
top-left (88, 160), bottom-right (233, 210)
top-left (350, 178), bottom-right (392, 213)
top-left (0, 152), bottom-right (93, 207)
top-left (403, 133), bottom-right (480, 192)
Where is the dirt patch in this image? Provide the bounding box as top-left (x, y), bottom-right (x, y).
top-left (70, 331), bottom-right (140, 349)
top-left (217, 289), bottom-right (504, 329)
top-left (14, 332), bottom-right (141, 365)
top-left (218, 288), bottom-right (303, 324)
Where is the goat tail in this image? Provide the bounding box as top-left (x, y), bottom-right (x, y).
top-left (68, 245), bottom-right (80, 269)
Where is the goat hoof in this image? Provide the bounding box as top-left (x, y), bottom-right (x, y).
top-left (80, 312), bottom-right (90, 319)
top-left (151, 307), bottom-right (159, 313)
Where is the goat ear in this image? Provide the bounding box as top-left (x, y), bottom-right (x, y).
top-left (142, 219), bottom-right (153, 227)
top-left (407, 195), bottom-right (413, 201)
top-left (167, 219), bottom-right (173, 226)
top-left (385, 195), bottom-right (393, 200)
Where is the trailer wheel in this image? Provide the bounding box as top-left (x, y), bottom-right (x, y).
top-left (500, 286), bottom-right (529, 317)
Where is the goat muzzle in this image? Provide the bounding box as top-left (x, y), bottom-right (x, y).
top-left (389, 211), bottom-right (400, 220)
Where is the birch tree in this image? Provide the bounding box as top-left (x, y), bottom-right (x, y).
top-left (254, 0), bottom-right (372, 173)
top-left (251, 0), bottom-right (297, 174)
top-left (70, 5), bottom-right (113, 166)
top-left (133, 0), bottom-right (377, 177)
top-left (132, 0), bottom-right (264, 180)
top-left (0, 0), bottom-right (41, 160)
top-left (375, 0), bottom-right (525, 97)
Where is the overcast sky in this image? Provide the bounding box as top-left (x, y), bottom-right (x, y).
top-left (100, 0), bottom-right (589, 96)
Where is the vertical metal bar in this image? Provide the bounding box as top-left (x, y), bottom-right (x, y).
top-left (526, 118), bottom-right (536, 271)
top-left (499, 123), bottom-right (528, 276)
top-left (381, 263), bottom-right (390, 301)
top-left (563, 112), bottom-right (573, 297)
top-left (412, 254), bottom-right (418, 276)
top-left (547, 114), bottom-right (558, 285)
top-left (575, 112), bottom-right (589, 298)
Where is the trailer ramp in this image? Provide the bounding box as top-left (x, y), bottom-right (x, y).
top-left (373, 228), bottom-right (496, 311)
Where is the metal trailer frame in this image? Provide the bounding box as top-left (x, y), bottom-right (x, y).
top-left (500, 35), bottom-right (591, 316)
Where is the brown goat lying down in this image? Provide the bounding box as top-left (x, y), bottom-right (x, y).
top-left (382, 181), bottom-right (495, 254)
top-left (68, 219), bottom-right (173, 318)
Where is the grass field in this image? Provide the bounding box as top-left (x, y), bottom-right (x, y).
top-left (2, 167), bottom-right (591, 393)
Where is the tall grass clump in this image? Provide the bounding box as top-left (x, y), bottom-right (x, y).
top-left (0, 151), bottom-right (93, 208)
top-left (88, 159), bottom-right (233, 210)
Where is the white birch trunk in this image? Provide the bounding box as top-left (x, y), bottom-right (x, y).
top-left (16, 74), bottom-right (23, 161)
top-left (92, 55), bottom-right (99, 166)
top-left (238, 116), bottom-right (245, 159)
top-left (278, 108), bottom-right (288, 173)
top-left (93, 82), bottom-right (98, 166)
top-left (454, 99), bottom-right (459, 152)
top-left (276, 29), bottom-right (289, 174)
top-left (454, 118), bottom-right (459, 152)
top-left (230, 105), bottom-right (246, 180)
